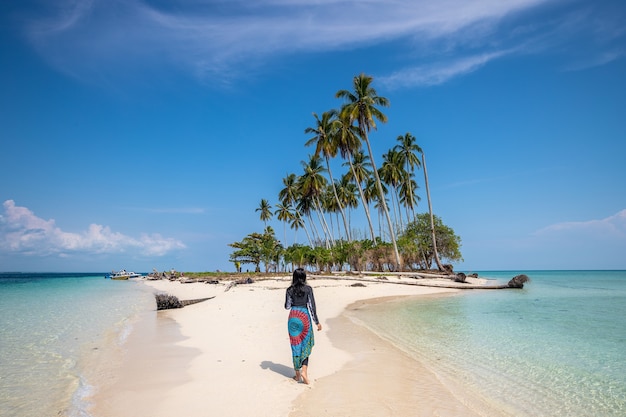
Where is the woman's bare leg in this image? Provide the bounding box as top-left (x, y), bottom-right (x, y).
top-left (293, 369), bottom-right (301, 382)
top-left (301, 365), bottom-right (309, 384)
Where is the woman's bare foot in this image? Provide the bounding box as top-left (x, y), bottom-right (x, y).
top-left (301, 365), bottom-right (310, 384)
top-left (293, 370), bottom-right (301, 382)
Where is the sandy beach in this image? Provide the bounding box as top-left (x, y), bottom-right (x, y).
top-left (89, 274), bottom-right (489, 417)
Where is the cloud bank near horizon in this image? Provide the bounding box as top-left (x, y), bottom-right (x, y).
top-left (461, 209), bottom-right (626, 270)
top-left (534, 209), bottom-right (626, 240)
top-left (0, 200), bottom-right (186, 258)
top-left (3, 199), bottom-right (624, 269)
top-left (18, 0), bottom-right (625, 88)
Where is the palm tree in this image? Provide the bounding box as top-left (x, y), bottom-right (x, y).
top-left (274, 202), bottom-right (294, 249)
top-left (321, 184), bottom-right (338, 238)
top-left (337, 173), bottom-right (359, 231)
top-left (279, 173), bottom-right (307, 243)
top-left (305, 111), bottom-right (351, 242)
top-left (325, 182), bottom-right (351, 240)
top-left (336, 73), bottom-right (401, 270)
top-left (336, 116), bottom-right (377, 242)
top-left (290, 206), bottom-right (313, 246)
top-left (365, 176), bottom-right (388, 241)
top-left (256, 199), bottom-right (272, 227)
top-left (296, 191), bottom-right (322, 246)
top-left (299, 155), bottom-right (333, 248)
top-left (379, 148), bottom-right (404, 230)
top-left (398, 174), bottom-right (420, 224)
top-left (279, 173), bottom-right (299, 206)
top-left (394, 133), bottom-right (422, 221)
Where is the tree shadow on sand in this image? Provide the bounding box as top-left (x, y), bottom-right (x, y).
top-left (260, 361), bottom-right (293, 378)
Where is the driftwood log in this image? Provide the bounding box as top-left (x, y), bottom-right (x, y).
top-left (224, 277), bottom-right (255, 292)
top-left (317, 273), bottom-right (531, 290)
top-left (155, 293), bottom-right (214, 310)
top-left (181, 297), bottom-right (214, 306)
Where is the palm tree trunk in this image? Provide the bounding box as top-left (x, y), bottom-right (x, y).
top-left (392, 185), bottom-right (403, 231)
top-left (307, 213), bottom-right (322, 245)
top-left (377, 204), bottom-right (383, 240)
top-left (302, 223), bottom-right (314, 247)
top-left (348, 153), bottom-right (377, 242)
top-left (406, 163), bottom-right (416, 222)
top-left (314, 196), bottom-right (333, 248)
top-left (421, 151), bottom-right (444, 271)
top-left (363, 131), bottom-right (401, 270)
top-left (326, 157), bottom-right (352, 242)
top-left (403, 170), bottom-right (412, 225)
top-left (404, 201), bottom-right (411, 228)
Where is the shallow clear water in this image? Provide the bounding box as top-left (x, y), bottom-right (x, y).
top-left (0, 273), bottom-right (154, 417)
top-left (3, 271), bottom-right (625, 417)
top-left (348, 271), bottom-right (626, 417)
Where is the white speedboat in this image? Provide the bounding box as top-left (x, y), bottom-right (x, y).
top-left (105, 270), bottom-right (142, 280)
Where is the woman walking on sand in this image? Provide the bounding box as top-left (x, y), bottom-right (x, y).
top-left (285, 268), bottom-right (322, 384)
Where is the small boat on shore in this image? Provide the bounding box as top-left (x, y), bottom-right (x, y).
top-left (105, 270), bottom-right (142, 280)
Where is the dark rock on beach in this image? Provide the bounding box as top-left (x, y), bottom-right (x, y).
top-left (507, 274), bottom-right (531, 288)
top-left (454, 272), bottom-right (467, 283)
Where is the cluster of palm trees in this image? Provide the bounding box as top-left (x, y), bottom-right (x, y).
top-left (252, 73), bottom-right (443, 272)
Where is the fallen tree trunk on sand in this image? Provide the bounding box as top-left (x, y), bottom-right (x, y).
top-left (224, 277), bottom-right (255, 292)
top-left (181, 297), bottom-right (215, 306)
top-left (316, 273), bottom-right (531, 290)
top-left (155, 293), bottom-right (214, 310)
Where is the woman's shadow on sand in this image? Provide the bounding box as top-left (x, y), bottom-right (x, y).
top-left (260, 360), bottom-right (293, 378)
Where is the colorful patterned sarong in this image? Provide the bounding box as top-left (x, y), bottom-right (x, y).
top-left (288, 306), bottom-right (314, 370)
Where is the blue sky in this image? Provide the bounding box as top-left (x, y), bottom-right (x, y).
top-left (1, 0), bottom-right (625, 273)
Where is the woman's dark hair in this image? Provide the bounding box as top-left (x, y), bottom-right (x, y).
top-left (291, 268), bottom-right (307, 297)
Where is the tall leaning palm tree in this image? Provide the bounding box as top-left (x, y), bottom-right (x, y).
top-left (256, 199), bottom-right (272, 227)
top-left (336, 115), bottom-right (377, 242)
top-left (336, 73), bottom-right (401, 270)
top-left (421, 150), bottom-right (444, 271)
top-left (304, 110), bottom-right (351, 242)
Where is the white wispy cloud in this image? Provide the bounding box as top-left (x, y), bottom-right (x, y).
top-left (379, 50), bottom-right (510, 88)
top-left (533, 209), bottom-right (626, 239)
top-left (0, 200), bottom-right (186, 257)
top-left (563, 48), bottom-right (626, 72)
top-left (19, 0), bottom-right (624, 87)
top-left (19, 0), bottom-right (544, 81)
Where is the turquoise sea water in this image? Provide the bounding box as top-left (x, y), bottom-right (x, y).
top-left (0, 273), bottom-right (154, 417)
top-left (1, 271), bottom-right (624, 417)
top-left (348, 270), bottom-right (626, 417)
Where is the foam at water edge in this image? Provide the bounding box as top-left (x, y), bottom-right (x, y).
top-left (68, 374), bottom-right (94, 417)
